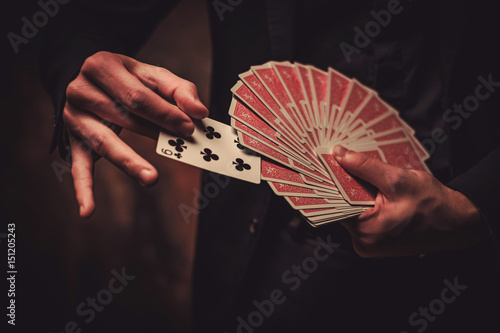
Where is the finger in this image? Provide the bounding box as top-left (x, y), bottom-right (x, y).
top-left (64, 105), bottom-right (159, 187)
top-left (121, 55), bottom-right (209, 119)
top-left (333, 145), bottom-right (406, 196)
top-left (340, 215), bottom-right (366, 237)
top-left (69, 134), bottom-right (95, 218)
top-left (66, 76), bottom-right (159, 140)
top-left (339, 218), bottom-right (372, 256)
top-left (80, 52), bottom-right (203, 136)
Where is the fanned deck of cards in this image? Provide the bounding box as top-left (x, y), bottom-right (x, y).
top-left (156, 61), bottom-right (430, 227)
top-left (228, 61), bottom-right (430, 226)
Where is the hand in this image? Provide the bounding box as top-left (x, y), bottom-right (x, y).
top-left (334, 146), bottom-right (484, 258)
top-left (63, 51), bottom-right (209, 218)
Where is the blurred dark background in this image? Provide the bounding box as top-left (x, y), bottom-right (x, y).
top-left (1, 0), bottom-right (211, 331)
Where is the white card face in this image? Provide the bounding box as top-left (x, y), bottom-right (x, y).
top-left (156, 118), bottom-right (261, 184)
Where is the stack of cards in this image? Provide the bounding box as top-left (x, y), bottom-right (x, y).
top-left (228, 61), bottom-right (430, 226)
top-left (156, 61), bottom-right (430, 227)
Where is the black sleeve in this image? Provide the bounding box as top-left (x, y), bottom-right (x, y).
top-left (39, 0), bottom-right (180, 161)
top-left (443, 1), bottom-right (500, 246)
top-left (447, 148), bottom-right (500, 244)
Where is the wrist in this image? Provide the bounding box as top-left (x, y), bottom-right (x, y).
top-left (442, 188), bottom-right (484, 246)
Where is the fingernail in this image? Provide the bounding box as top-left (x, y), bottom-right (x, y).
top-left (79, 205), bottom-right (84, 215)
top-left (139, 168), bottom-right (154, 185)
top-left (334, 145), bottom-right (349, 160)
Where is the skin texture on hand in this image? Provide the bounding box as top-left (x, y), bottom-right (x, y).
top-left (63, 51), bottom-right (209, 218)
top-left (334, 145), bottom-right (484, 258)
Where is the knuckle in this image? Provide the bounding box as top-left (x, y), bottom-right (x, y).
top-left (185, 80), bottom-right (197, 91)
top-left (412, 169), bottom-right (431, 183)
top-left (62, 106), bottom-right (73, 124)
top-left (124, 88), bottom-right (147, 109)
top-left (81, 51), bottom-right (111, 76)
top-left (410, 170), bottom-right (436, 193)
top-left (66, 82), bottom-right (105, 112)
top-left (94, 50), bottom-right (111, 60)
top-left (88, 131), bottom-right (107, 157)
top-left (154, 66), bottom-right (171, 77)
top-left (183, 81), bottom-right (198, 94)
top-left (81, 55), bottom-right (98, 76)
top-left (393, 169), bottom-right (408, 186)
top-left (385, 169), bottom-right (410, 193)
top-left (62, 106), bottom-right (79, 132)
top-left (124, 59), bottom-right (140, 76)
top-left (356, 154), bottom-right (373, 170)
top-left (65, 80), bottom-right (81, 101)
top-left (135, 65), bottom-right (165, 92)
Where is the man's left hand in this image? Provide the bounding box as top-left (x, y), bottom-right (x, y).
top-left (334, 145), bottom-right (484, 258)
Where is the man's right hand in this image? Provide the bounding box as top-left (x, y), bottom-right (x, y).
top-left (63, 51), bottom-right (209, 218)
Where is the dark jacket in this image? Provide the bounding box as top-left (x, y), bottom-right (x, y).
top-left (40, 0), bottom-right (500, 331)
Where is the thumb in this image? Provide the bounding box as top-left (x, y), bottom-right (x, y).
top-left (333, 145), bottom-right (403, 195)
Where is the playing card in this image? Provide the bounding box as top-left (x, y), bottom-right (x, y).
top-left (316, 147), bottom-right (382, 205)
top-left (272, 61), bottom-right (315, 133)
top-left (308, 65), bottom-right (329, 144)
top-left (156, 118), bottom-right (261, 184)
top-left (224, 61), bottom-right (431, 226)
top-left (285, 196), bottom-right (351, 210)
top-left (237, 130), bottom-right (333, 183)
top-left (239, 70), bottom-right (304, 144)
top-left (330, 79), bottom-right (372, 143)
top-left (295, 63), bottom-right (318, 128)
top-left (261, 159), bottom-right (339, 194)
top-left (377, 139), bottom-right (430, 172)
top-left (268, 181), bottom-right (340, 198)
top-left (250, 64), bottom-right (307, 138)
top-left (300, 207), bottom-right (365, 217)
top-left (229, 98), bottom-right (318, 168)
top-left (339, 95), bottom-right (395, 142)
top-left (325, 67), bottom-right (351, 142)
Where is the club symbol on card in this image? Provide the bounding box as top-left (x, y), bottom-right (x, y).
top-left (174, 153), bottom-right (182, 159)
top-left (233, 158), bottom-right (251, 171)
top-left (201, 148), bottom-right (219, 162)
top-left (168, 139), bottom-right (187, 152)
top-left (205, 126), bottom-right (221, 140)
top-left (234, 138), bottom-right (245, 150)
